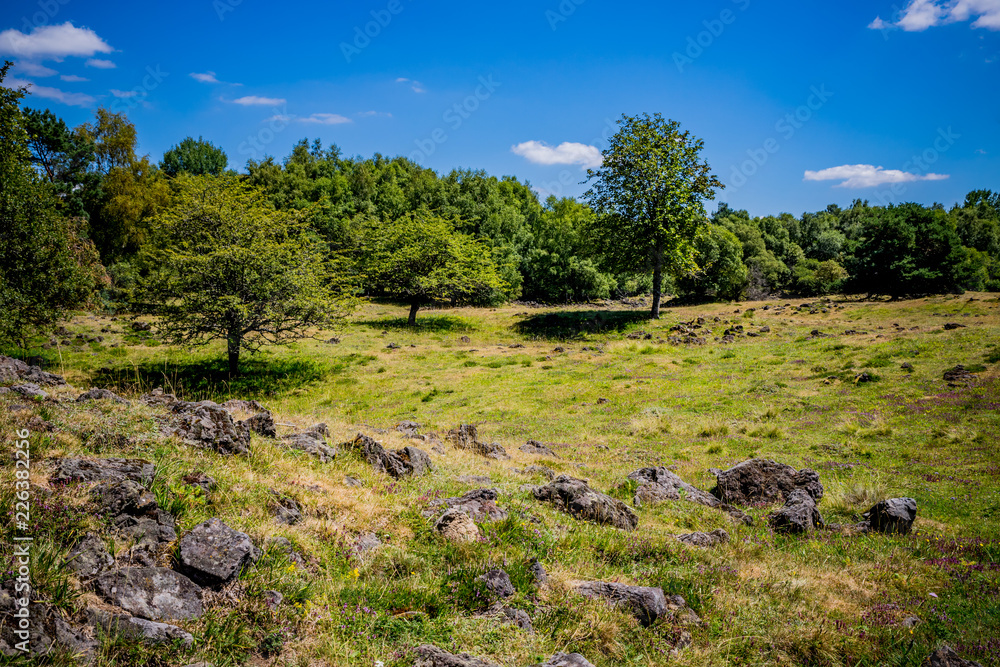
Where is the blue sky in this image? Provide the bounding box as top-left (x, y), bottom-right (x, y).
top-left (1, 0), bottom-right (998, 216)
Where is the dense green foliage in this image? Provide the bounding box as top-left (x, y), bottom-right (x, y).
top-left (2, 76), bottom-right (998, 350)
top-left (584, 113), bottom-right (725, 317)
top-left (138, 175), bottom-right (354, 373)
top-left (0, 63), bottom-right (103, 344)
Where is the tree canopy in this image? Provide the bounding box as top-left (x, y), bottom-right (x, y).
top-left (160, 136), bottom-right (229, 177)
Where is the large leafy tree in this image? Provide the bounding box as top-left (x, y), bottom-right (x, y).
top-left (362, 213), bottom-right (509, 325)
top-left (139, 175), bottom-right (354, 374)
top-left (160, 136), bottom-right (229, 177)
top-left (675, 224), bottom-right (747, 301)
top-left (0, 63), bottom-right (104, 345)
top-left (584, 113), bottom-right (724, 318)
top-left (22, 108), bottom-right (98, 217)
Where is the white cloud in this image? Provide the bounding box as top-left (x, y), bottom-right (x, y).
top-left (231, 95), bottom-right (286, 106)
top-left (0, 22), bottom-right (113, 60)
top-left (358, 110), bottom-right (392, 118)
top-left (298, 113), bottom-right (352, 125)
top-left (16, 61), bottom-right (57, 77)
top-left (61, 74), bottom-right (88, 82)
top-left (976, 148), bottom-right (988, 154)
top-left (511, 140), bottom-right (603, 169)
top-left (804, 164), bottom-right (950, 188)
top-left (1, 76), bottom-right (95, 107)
top-left (85, 58), bottom-right (116, 69)
top-left (190, 71), bottom-right (220, 84)
top-left (872, 0), bottom-right (1000, 31)
top-left (395, 77), bottom-right (426, 93)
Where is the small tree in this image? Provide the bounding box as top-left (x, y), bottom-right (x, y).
top-left (139, 175), bottom-right (353, 374)
top-left (160, 136), bottom-right (229, 177)
top-left (585, 113), bottom-right (724, 318)
top-left (363, 214), bottom-right (508, 325)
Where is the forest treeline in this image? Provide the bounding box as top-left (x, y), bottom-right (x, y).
top-left (2, 63), bottom-right (998, 349)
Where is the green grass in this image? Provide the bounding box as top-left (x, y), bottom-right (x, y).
top-left (2, 293), bottom-right (999, 666)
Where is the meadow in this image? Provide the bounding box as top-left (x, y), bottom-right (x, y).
top-left (3, 293), bottom-right (1000, 667)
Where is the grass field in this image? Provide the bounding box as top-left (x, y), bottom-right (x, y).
top-left (3, 293), bottom-right (1000, 666)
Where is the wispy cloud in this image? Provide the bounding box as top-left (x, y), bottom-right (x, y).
top-left (85, 58), bottom-right (116, 69)
top-left (110, 89), bottom-right (139, 98)
top-left (1, 76), bottom-right (95, 107)
top-left (190, 71), bottom-right (220, 84)
top-left (0, 22), bottom-right (113, 60)
top-left (357, 110), bottom-right (392, 118)
top-left (511, 140), bottom-right (603, 169)
top-left (230, 95), bottom-right (286, 106)
top-left (15, 61), bottom-right (57, 77)
top-left (396, 77), bottom-right (426, 93)
top-left (870, 0), bottom-right (1000, 32)
top-left (60, 74), bottom-right (88, 82)
top-left (298, 113), bottom-right (352, 125)
top-left (804, 164), bottom-right (950, 188)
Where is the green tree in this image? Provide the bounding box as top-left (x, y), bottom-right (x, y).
top-left (160, 136), bottom-right (229, 177)
top-left (22, 108), bottom-right (98, 217)
top-left (139, 175), bottom-right (353, 374)
top-left (584, 113), bottom-right (724, 318)
top-left (676, 224), bottom-right (747, 301)
top-left (362, 213), bottom-right (509, 325)
top-left (0, 62), bottom-right (103, 345)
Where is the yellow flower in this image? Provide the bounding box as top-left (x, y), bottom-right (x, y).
top-left (352, 568), bottom-right (360, 579)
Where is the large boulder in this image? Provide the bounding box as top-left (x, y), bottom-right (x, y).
top-left (922, 646), bottom-right (984, 667)
top-left (769, 489), bottom-right (824, 534)
top-left (168, 401), bottom-right (251, 455)
top-left (92, 611), bottom-right (194, 647)
top-left (863, 498), bottom-right (917, 535)
top-left (533, 475), bottom-right (638, 531)
top-left (0, 355), bottom-right (65, 386)
top-left (343, 434), bottom-right (432, 478)
top-left (94, 567), bottom-right (203, 620)
top-left (627, 467), bottom-right (751, 524)
top-left (68, 533), bottom-right (115, 579)
top-left (177, 518), bottom-right (261, 587)
top-left (710, 459), bottom-right (823, 505)
top-left (533, 654), bottom-right (596, 667)
top-left (422, 489), bottom-right (507, 522)
top-left (281, 423), bottom-right (337, 462)
top-left (50, 458), bottom-right (155, 485)
top-left (11, 383), bottom-right (48, 400)
top-left (573, 581), bottom-right (668, 627)
top-left (413, 644), bottom-right (500, 667)
top-left (91, 479), bottom-right (158, 518)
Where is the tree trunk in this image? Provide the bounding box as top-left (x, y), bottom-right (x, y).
top-left (227, 333), bottom-right (241, 376)
top-left (651, 252), bottom-right (663, 319)
top-left (408, 301), bottom-right (420, 326)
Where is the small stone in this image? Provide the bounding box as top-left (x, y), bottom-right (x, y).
top-left (434, 509), bottom-right (480, 543)
top-left (862, 498), bottom-right (917, 535)
top-left (263, 590), bottom-right (283, 611)
top-left (477, 568), bottom-right (515, 598)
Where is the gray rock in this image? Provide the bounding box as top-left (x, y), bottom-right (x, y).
top-left (863, 498), bottom-right (917, 535)
top-left (68, 533), bottom-right (114, 579)
top-left (0, 597), bottom-right (94, 659)
top-left (422, 489), bottom-right (508, 522)
top-left (529, 559), bottom-right (548, 585)
top-left (533, 475), bottom-right (638, 530)
top-left (263, 590), bottom-right (283, 611)
top-left (434, 509), bottom-right (481, 543)
top-left (353, 533), bottom-right (382, 558)
top-left (769, 488), bottom-right (824, 534)
top-left (344, 475), bottom-right (365, 487)
top-left (343, 434), bottom-right (433, 478)
top-left (413, 644), bottom-right (500, 667)
top-left (478, 568), bottom-right (515, 598)
top-left (168, 400), bottom-right (251, 456)
top-left (50, 457), bottom-right (155, 485)
top-left (522, 464), bottom-right (556, 480)
top-left (574, 581), bottom-right (668, 627)
top-left (11, 383), bottom-right (47, 399)
top-left (923, 646), bottom-right (984, 667)
top-left (77, 388), bottom-right (129, 405)
top-left (95, 611), bottom-right (195, 646)
top-left (182, 471), bottom-right (216, 493)
top-left (533, 653), bottom-right (596, 667)
top-left (520, 440), bottom-right (558, 457)
top-left (710, 458), bottom-right (823, 505)
top-left (282, 423), bottom-right (337, 461)
top-left (447, 424), bottom-right (510, 460)
top-left (91, 479), bottom-right (158, 518)
top-left (676, 528), bottom-right (730, 548)
top-left (94, 567), bottom-right (203, 620)
top-left (500, 607), bottom-right (533, 633)
top-left (628, 467), bottom-right (751, 524)
top-left (270, 491), bottom-right (304, 525)
top-left (241, 411), bottom-right (276, 438)
top-left (140, 387), bottom-right (178, 407)
top-left (396, 421), bottom-right (423, 438)
top-left (0, 355), bottom-right (65, 386)
top-left (115, 510), bottom-right (177, 549)
top-left (177, 518), bottom-right (261, 587)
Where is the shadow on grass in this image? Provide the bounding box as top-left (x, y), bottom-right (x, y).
top-left (514, 310), bottom-right (652, 340)
top-left (90, 357), bottom-right (331, 402)
top-left (357, 315), bottom-right (476, 333)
